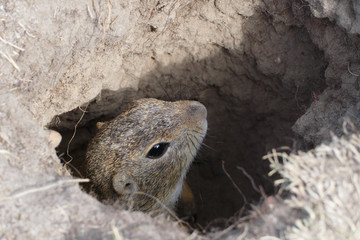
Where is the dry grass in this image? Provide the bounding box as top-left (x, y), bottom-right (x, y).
top-left (1, 178), bottom-right (90, 201)
top-left (264, 129), bottom-right (360, 239)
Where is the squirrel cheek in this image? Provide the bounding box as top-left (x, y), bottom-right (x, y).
top-left (112, 172), bottom-right (138, 197)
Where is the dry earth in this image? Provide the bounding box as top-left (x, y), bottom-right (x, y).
top-left (1, 0), bottom-right (360, 239)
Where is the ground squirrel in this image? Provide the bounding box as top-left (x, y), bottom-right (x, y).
top-left (85, 98), bottom-right (207, 212)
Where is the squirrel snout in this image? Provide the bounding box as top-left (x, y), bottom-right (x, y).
top-left (187, 101), bottom-right (207, 121)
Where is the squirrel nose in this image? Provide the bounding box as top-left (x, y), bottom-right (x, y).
top-left (187, 101), bottom-right (207, 121)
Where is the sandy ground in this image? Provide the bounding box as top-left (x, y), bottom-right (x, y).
top-left (1, 0), bottom-right (360, 239)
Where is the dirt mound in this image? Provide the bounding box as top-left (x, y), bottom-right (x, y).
top-left (1, 0), bottom-right (360, 239)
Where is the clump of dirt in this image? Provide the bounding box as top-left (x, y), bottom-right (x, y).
top-left (1, 0), bottom-right (360, 239)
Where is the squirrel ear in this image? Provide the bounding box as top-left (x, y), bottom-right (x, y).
top-left (46, 130), bottom-right (62, 148)
top-left (96, 122), bottom-right (105, 129)
top-left (112, 172), bottom-right (137, 196)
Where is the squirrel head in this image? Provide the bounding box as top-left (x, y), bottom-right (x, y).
top-left (86, 98), bottom-right (207, 212)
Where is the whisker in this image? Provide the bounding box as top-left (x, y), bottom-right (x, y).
top-left (187, 135), bottom-right (197, 151)
top-left (201, 142), bottom-right (216, 152)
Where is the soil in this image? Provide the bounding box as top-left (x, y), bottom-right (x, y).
top-left (1, 0), bottom-right (360, 239)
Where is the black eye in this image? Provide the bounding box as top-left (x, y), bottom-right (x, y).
top-left (146, 143), bottom-right (169, 159)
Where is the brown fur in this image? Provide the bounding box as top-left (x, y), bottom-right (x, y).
top-left (85, 98), bottom-right (207, 212)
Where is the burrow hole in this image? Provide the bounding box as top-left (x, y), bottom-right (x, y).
top-left (48, 13), bottom-right (326, 232)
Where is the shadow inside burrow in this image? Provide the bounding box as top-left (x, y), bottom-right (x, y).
top-left (49, 88), bottom-right (138, 178)
top-left (49, 9), bottom-right (327, 230)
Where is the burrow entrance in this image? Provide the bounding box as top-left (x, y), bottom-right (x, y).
top-left (49, 11), bottom-right (327, 230)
